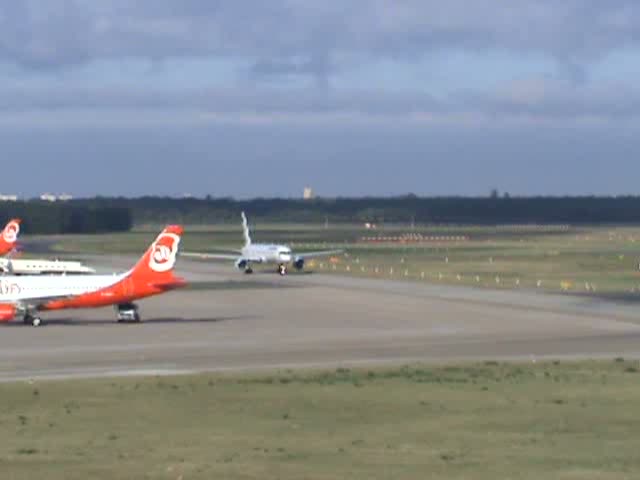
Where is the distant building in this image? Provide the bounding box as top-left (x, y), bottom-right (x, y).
top-left (0, 194), bottom-right (18, 202)
top-left (40, 193), bottom-right (57, 202)
top-left (303, 187), bottom-right (315, 200)
top-left (40, 193), bottom-right (73, 202)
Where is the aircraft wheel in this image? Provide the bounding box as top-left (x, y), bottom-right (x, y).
top-left (24, 314), bottom-right (40, 326)
top-left (278, 264), bottom-right (287, 276)
top-left (116, 303), bottom-right (140, 323)
top-left (245, 267), bottom-right (253, 274)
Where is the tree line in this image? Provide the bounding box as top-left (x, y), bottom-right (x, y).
top-left (0, 202), bottom-right (132, 234)
top-left (72, 195), bottom-right (640, 226)
top-left (6, 196), bottom-right (640, 233)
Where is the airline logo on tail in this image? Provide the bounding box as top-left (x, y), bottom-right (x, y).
top-left (149, 232), bottom-right (181, 273)
top-left (2, 220), bottom-right (19, 244)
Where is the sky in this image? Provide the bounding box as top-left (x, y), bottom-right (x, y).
top-left (3, 1), bottom-right (640, 198)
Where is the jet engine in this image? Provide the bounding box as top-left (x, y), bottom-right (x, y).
top-left (235, 259), bottom-right (248, 270)
top-left (293, 258), bottom-right (305, 270)
top-left (0, 303), bottom-right (16, 322)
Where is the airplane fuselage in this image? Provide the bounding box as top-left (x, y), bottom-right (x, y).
top-left (240, 244), bottom-right (292, 264)
top-left (0, 273), bottom-right (125, 303)
top-left (0, 271), bottom-right (176, 310)
top-left (0, 258), bottom-right (96, 275)
top-left (0, 225), bottom-right (186, 325)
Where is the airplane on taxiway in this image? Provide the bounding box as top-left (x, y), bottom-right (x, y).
top-left (0, 217), bottom-right (96, 275)
top-left (182, 212), bottom-right (343, 275)
top-left (0, 225), bottom-right (186, 326)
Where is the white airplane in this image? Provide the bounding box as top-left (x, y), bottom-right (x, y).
top-left (0, 218), bottom-right (96, 275)
top-left (0, 225), bottom-right (186, 326)
top-left (182, 212), bottom-right (343, 275)
top-left (0, 258), bottom-right (96, 275)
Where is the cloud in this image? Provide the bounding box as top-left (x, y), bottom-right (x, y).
top-left (1, 80), bottom-right (640, 134)
top-left (0, 2), bottom-right (639, 133)
top-left (459, 76), bottom-right (640, 120)
top-left (1, 1), bottom-right (640, 71)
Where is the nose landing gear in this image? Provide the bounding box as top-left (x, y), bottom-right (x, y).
top-left (278, 264), bottom-right (287, 276)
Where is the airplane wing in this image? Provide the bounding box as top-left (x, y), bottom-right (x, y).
top-left (12, 294), bottom-right (75, 311)
top-left (180, 252), bottom-right (239, 261)
top-left (181, 252), bottom-right (266, 263)
top-left (294, 249), bottom-right (344, 260)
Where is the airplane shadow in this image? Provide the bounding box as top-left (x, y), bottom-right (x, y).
top-left (2, 315), bottom-right (254, 328)
top-left (250, 270), bottom-right (315, 276)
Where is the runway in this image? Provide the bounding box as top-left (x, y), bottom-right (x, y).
top-left (1, 255), bottom-right (640, 382)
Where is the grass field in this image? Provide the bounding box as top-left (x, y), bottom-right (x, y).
top-left (40, 223), bottom-right (640, 296)
top-left (1, 360), bottom-right (640, 479)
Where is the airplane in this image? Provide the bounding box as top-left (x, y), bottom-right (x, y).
top-left (0, 225), bottom-right (186, 326)
top-left (0, 217), bottom-right (96, 275)
top-left (0, 218), bottom-right (21, 256)
top-left (0, 258), bottom-right (96, 275)
top-left (182, 212), bottom-right (343, 275)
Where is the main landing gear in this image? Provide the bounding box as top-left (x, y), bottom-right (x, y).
top-left (244, 266), bottom-right (254, 274)
top-left (23, 313), bottom-right (42, 327)
top-left (115, 303), bottom-right (141, 323)
top-left (278, 264), bottom-right (287, 276)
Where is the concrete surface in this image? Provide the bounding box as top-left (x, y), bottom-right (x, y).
top-left (0, 255), bottom-right (639, 382)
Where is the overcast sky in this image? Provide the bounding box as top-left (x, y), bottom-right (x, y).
top-left (3, 1), bottom-right (640, 198)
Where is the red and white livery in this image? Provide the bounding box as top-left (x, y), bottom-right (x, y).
top-left (0, 225), bottom-right (186, 326)
top-left (0, 218), bottom-right (21, 256)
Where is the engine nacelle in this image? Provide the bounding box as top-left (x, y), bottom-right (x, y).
top-left (235, 259), bottom-right (248, 270)
top-left (293, 258), bottom-right (305, 270)
top-left (0, 303), bottom-right (16, 322)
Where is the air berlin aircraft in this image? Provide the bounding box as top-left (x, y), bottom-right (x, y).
top-left (0, 218), bottom-right (21, 256)
top-left (0, 225), bottom-right (186, 326)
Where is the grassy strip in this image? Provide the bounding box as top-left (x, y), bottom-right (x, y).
top-left (39, 224), bottom-right (640, 295)
top-left (1, 360), bottom-right (640, 479)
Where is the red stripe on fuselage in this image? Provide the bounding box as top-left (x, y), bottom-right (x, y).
top-left (41, 276), bottom-right (186, 311)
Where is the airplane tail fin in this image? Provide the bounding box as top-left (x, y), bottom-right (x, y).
top-left (0, 219), bottom-right (21, 255)
top-left (128, 225), bottom-right (186, 289)
top-left (241, 211), bottom-right (252, 247)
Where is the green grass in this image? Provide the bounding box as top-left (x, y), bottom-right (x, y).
top-left (39, 223), bottom-right (640, 296)
top-left (2, 360), bottom-right (640, 479)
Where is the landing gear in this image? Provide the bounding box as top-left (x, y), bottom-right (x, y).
top-left (278, 264), bottom-right (287, 276)
top-left (23, 313), bottom-right (43, 327)
top-left (244, 266), bottom-right (254, 274)
top-left (115, 303), bottom-right (141, 323)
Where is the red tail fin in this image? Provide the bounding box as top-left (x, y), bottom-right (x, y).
top-left (0, 219), bottom-right (21, 256)
top-left (128, 225), bottom-right (184, 286)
